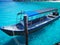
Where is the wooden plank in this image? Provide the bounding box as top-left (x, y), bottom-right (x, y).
top-left (24, 15), bottom-right (28, 45)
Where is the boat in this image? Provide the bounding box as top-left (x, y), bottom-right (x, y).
top-left (0, 8), bottom-right (60, 36)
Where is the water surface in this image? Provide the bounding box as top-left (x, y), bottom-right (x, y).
top-left (0, 2), bottom-right (60, 45)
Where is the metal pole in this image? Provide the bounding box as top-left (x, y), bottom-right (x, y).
top-left (24, 15), bottom-right (28, 45)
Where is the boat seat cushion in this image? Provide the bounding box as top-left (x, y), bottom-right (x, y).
top-left (16, 23), bottom-right (24, 29)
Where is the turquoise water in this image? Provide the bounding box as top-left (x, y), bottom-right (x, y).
top-left (0, 2), bottom-right (60, 45)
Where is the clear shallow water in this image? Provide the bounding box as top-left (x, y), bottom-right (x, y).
top-left (0, 2), bottom-right (60, 45)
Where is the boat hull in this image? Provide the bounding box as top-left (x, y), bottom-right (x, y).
top-left (0, 16), bottom-right (60, 36)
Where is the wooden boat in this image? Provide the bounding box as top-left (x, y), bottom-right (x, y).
top-left (0, 8), bottom-right (60, 36)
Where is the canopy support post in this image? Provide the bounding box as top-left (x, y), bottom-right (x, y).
top-left (24, 15), bottom-right (28, 45)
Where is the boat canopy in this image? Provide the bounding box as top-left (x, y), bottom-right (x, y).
top-left (17, 8), bottom-right (58, 17)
